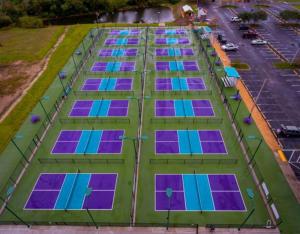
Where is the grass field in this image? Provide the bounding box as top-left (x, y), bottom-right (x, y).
top-left (0, 27), bottom-right (64, 64)
top-left (0, 26), bottom-right (299, 233)
top-left (0, 25), bottom-right (95, 154)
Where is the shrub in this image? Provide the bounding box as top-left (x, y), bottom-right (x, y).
top-left (169, 0), bottom-right (180, 4)
top-left (0, 15), bottom-right (13, 28)
top-left (18, 16), bottom-right (44, 28)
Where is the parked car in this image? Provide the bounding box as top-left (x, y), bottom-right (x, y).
top-left (251, 39), bottom-right (268, 45)
top-left (221, 43), bottom-right (239, 51)
top-left (239, 24), bottom-right (250, 30)
top-left (217, 34), bottom-right (227, 44)
top-left (242, 30), bottom-right (258, 39)
top-left (231, 16), bottom-right (242, 22)
top-left (276, 124), bottom-right (300, 137)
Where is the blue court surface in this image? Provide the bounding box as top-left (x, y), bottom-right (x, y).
top-left (155, 174), bottom-right (246, 211)
top-left (25, 173), bottom-right (117, 210)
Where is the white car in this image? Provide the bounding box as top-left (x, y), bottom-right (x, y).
top-left (231, 16), bottom-right (242, 22)
top-left (221, 43), bottom-right (239, 51)
top-left (251, 39), bottom-right (268, 45)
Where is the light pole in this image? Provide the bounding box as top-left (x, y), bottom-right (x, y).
top-left (85, 188), bottom-right (98, 229)
top-left (157, 11), bottom-right (161, 24)
top-left (119, 135), bottom-right (148, 162)
top-left (95, 12), bottom-right (100, 36)
top-left (127, 95), bottom-right (151, 122)
top-left (247, 135), bottom-right (263, 165)
top-left (0, 196), bottom-right (30, 227)
top-left (166, 187), bottom-right (173, 230)
top-left (58, 73), bottom-right (68, 96)
top-left (10, 134), bottom-right (29, 164)
top-left (290, 42), bottom-right (300, 65)
top-left (239, 188), bottom-right (255, 230)
top-left (39, 96), bottom-right (51, 123)
top-left (247, 79), bottom-right (268, 120)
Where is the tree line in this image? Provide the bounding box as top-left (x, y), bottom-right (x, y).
top-left (0, 0), bottom-right (179, 27)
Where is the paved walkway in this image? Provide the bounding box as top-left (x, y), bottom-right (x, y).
top-left (0, 225), bottom-right (280, 234)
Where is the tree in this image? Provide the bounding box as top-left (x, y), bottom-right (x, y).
top-left (279, 10), bottom-right (300, 22)
top-left (252, 10), bottom-right (267, 23)
top-left (238, 11), bottom-right (252, 23)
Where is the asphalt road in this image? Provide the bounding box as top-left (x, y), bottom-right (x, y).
top-left (206, 2), bottom-right (300, 178)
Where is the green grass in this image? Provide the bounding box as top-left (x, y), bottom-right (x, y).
top-left (0, 26), bottom-right (64, 64)
top-left (220, 5), bottom-right (238, 9)
top-left (0, 24), bottom-right (94, 154)
top-left (231, 62), bottom-right (250, 70)
top-left (273, 62), bottom-right (300, 69)
top-left (254, 4), bottom-right (270, 8)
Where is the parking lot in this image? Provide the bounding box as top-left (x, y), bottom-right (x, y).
top-left (208, 3), bottom-right (300, 178)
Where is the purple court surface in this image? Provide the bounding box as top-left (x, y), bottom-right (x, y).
top-left (104, 38), bottom-right (139, 46)
top-left (69, 100), bottom-right (129, 117)
top-left (155, 174), bottom-right (246, 211)
top-left (25, 173), bottom-right (117, 210)
top-left (98, 48), bottom-right (138, 57)
top-left (155, 48), bottom-right (194, 57)
top-left (155, 100), bottom-right (214, 117)
top-left (155, 61), bottom-right (199, 72)
top-left (155, 38), bottom-right (190, 45)
top-left (51, 130), bottom-right (124, 154)
top-left (81, 78), bottom-right (133, 91)
top-left (155, 77), bottom-right (206, 91)
top-left (155, 130), bottom-right (227, 155)
top-left (91, 62), bottom-right (135, 72)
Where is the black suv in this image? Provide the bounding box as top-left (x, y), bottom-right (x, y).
top-left (276, 124), bottom-right (300, 137)
top-left (217, 34), bottom-right (227, 44)
top-left (239, 24), bottom-right (250, 30)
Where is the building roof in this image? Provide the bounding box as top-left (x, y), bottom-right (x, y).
top-left (182, 5), bottom-right (194, 13)
top-left (224, 66), bottom-right (240, 79)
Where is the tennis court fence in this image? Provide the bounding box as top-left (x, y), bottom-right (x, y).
top-left (59, 117), bottom-right (131, 124)
top-left (151, 90), bottom-right (213, 95)
top-left (0, 220), bottom-right (276, 230)
top-left (194, 29), bottom-right (283, 227)
top-left (73, 90), bottom-right (135, 96)
top-left (38, 158), bottom-right (125, 164)
top-left (0, 28), bottom-right (103, 215)
top-left (149, 158), bottom-right (238, 165)
top-left (150, 117), bottom-right (223, 124)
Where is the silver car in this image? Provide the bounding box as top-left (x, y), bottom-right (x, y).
top-left (251, 39), bottom-right (268, 45)
top-left (221, 43), bottom-right (239, 51)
